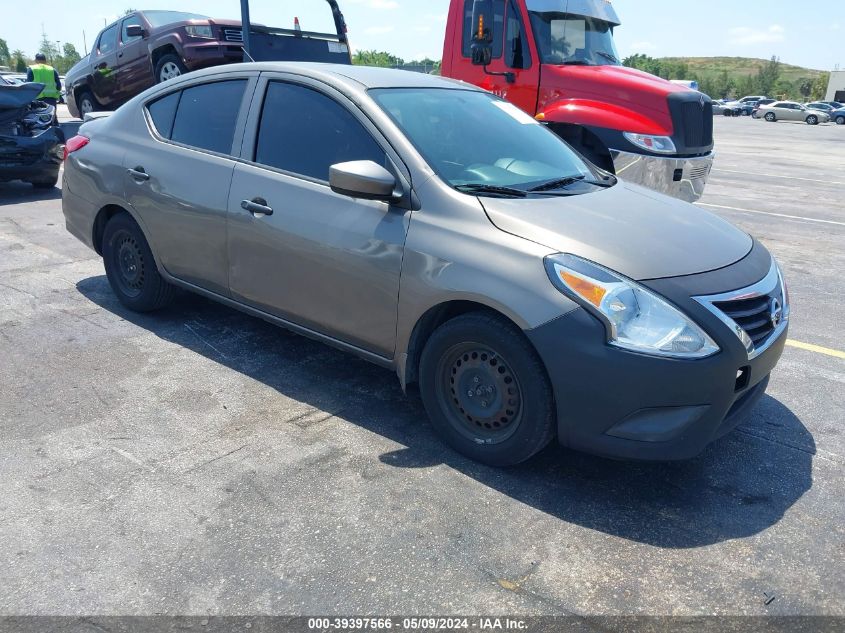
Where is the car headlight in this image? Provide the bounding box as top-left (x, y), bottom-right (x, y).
top-left (185, 25), bottom-right (214, 38)
top-left (545, 254), bottom-right (719, 359)
top-left (623, 132), bottom-right (677, 154)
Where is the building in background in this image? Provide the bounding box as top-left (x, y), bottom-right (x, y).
top-left (826, 70), bottom-right (845, 102)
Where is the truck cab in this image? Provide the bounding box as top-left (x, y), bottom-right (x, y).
top-left (442, 0), bottom-right (715, 202)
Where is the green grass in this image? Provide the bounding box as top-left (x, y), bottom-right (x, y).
top-left (658, 57), bottom-right (825, 81)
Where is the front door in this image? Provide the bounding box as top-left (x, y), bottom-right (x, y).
top-left (115, 17), bottom-right (154, 102)
top-left (124, 77), bottom-right (254, 295)
top-left (227, 78), bottom-right (410, 357)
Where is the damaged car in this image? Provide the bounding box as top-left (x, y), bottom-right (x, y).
top-left (0, 81), bottom-right (64, 189)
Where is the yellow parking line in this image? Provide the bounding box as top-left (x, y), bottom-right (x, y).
top-left (786, 340), bottom-right (845, 359)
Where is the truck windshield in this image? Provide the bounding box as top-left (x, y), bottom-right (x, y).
top-left (370, 88), bottom-right (596, 192)
top-left (143, 11), bottom-right (210, 29)
top-left (529, 12), bottom-right (620, 66)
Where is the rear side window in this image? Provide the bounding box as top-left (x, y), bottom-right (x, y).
top-left (254, 82), bottom-right (386, 182)
top-left (170, 80), bottom-right (246, 155)
top-left (461, 0), bottom-right (505, 58)
top-left (147, 91), bottom-right (180, 138)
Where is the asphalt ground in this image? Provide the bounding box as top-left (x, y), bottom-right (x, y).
top-left (0, 111), bottom-right (843, 616)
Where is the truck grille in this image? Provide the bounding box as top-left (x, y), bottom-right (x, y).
top-left (680, 101), bottom-right (713, 148)
top-left (223, 28), bottom-right (243, 42)
top-left (689, 163), bottom-right (711, 180)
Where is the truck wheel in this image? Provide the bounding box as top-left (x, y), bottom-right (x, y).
top-left (419, 312), bottom-right (556, 467)
top-left (102, 213), bottom-right (175, 312)
top-left (155, 54), bottom-right (187, 83)
top-left (764, 112), bottom-right (776, 122)
top-left (806, 114), bottom-right (818, 125)
top-left (76, 89), bottom-right (98, 116)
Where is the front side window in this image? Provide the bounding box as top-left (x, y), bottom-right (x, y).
top-left (254, 81), bottom-right (386, 182)
top-left (371, 88), bottom-right (593, 190)
top-left (528, 11), bottom-right (619, 66)
top-left (170, 80), bottom-right (246, 155)
top-left (97, 25), bottom-right (118, 55)
top-left (461, 0), bottom-right (505, 59)
top-left (121, 18), bottom-right (143, 45)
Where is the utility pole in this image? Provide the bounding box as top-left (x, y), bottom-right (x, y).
top-left (83, 30), bottom-right (88, 56)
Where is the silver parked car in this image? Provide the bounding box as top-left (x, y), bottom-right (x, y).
top-left (62, 63), bottom-right (789, 466)
top-left (756, 101), bottom-right (830, 124)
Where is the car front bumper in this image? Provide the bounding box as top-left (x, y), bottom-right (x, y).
top-left (525, 241), bottom-right (787, 460)
top-left (611, 150), bottom-right (714, 203)
top-left (0, 129), bottom-right (63, 184)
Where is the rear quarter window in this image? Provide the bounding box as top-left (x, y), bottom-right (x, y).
top-left (147, 91), bottom-right (181, 139)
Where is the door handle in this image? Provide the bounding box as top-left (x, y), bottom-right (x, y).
top-left (241, 198), bottom-right (274, 217)
top-left (127, 167), bottom-right (150, 181)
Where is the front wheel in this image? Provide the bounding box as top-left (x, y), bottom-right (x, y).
top-left (102, 213), bottom-right (175, 312)
top-left (806, 115), bottom-right (819, 125)
top-left (765, 112), bottom-right (777, 122)
top-left (836, 116), bottom-right (845, 125)
top-left (155, 54), bottom-right (187, 83)
top-left (419, 313), bottom-right (556, 466)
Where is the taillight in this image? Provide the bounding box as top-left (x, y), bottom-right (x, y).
top-left (63, 135), bottom-right (90, 161)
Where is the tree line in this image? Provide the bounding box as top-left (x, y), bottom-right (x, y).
top-left (622, 53), bottom-right (829, 101)
top-left (0, 34), bottom-right (83, 75)
top-left (352, 50), bottom-right (441, 74)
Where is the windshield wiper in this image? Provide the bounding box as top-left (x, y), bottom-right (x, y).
top-left (529, 175), bottom-right (615, 192)
top-left (455, 183), bottom-right (527, 198)
top-left (596, 51), bottom-right (619, 64)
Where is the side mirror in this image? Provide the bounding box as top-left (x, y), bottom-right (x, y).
top-left (469, 0), bottom-right (494, 67)
top-left (330, 160), bottom-right (398, 202)
top-left (126, 24), bottom-right (146, 38)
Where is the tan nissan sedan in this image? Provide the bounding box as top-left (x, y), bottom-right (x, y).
top-left (62, 63), bottom-right (789, 466)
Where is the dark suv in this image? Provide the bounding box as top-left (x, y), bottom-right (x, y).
top-left (64, 10), bottom-right (246, 118)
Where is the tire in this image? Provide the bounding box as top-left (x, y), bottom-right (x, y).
top-left (155, 53), bottom-right (187, 83)
top-left (765, 112), bottom-right (776, 122)
top-left (419, 312), bottom-right (555, 467)
top-left (723, 110), bottom-right (732, 117)
top-left (76, 89), bottom-right (98, 117)
top-left (806, 115), bottom-right (818, 125)
top-left (102, 213), bottom-right (175, 312)
top-left (30, 175), bottom-right (59, 189)
top-left (836, 116), bottom-right (845, 125)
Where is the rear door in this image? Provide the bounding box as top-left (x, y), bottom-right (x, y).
top-left (125, 74), bottom-right (256, 295)
top-left (226, 75), bottom-right (411, 357)
top-left (90, 24), bottom-right (120, 106)
top-left (115, 16), bottom-right (153, 102)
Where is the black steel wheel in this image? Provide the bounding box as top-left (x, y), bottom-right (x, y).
top-left (102, 213), bottom-right (175, 312)
top-left (419, 312), bottom-right (555, 466)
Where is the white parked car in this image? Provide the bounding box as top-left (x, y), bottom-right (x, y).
top-left (756, 101), bottom-right (830, 125)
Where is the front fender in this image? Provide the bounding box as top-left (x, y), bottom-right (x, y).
top-left (538, 99), bottom-right (671, 137)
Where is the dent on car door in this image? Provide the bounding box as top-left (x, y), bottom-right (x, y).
top-left (226, 78), bottom-right (411, 357)
top-left (126, 77), bottom-right (255, 295)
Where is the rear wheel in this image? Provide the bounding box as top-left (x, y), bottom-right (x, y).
top-left (806, 114), bottom-right (819, 125)
top-left (419, 312), bottom-right (555, 466)
top-left (155, 54), bottom-right (187, 83)
top-left (765, 112), bottom-right (777, 122)
top-left (76, 89), bottom-right (98, 117)
top-left (102, 213), bottom-right (175, 312)
top-left (30, 174), bottom-right (59, 189)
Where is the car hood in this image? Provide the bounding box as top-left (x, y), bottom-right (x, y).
top-left (0, 82), bottom-right (44, 110)
top-left (479, 182), bottom-right (753, 281)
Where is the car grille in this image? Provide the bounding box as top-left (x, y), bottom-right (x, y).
top-left (713, 295), bottom-right (776, 346)
top-left (693, 261), bottom-right (787, 359)
top-left (223, 28), bottom-right (243, 42)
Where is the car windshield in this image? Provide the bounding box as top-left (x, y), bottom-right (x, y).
top-left (528, 11), bottom-right (620, 65)
top-left (370, 88), bottom-right (596, 191)
top-left (142, 10), bottom-right (210, 28)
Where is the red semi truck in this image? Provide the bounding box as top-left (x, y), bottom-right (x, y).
top-left (442, 0), bottom-right (715, 202)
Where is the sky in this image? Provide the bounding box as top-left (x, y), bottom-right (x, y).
top-left (1, 0), bottom-right (841, 71)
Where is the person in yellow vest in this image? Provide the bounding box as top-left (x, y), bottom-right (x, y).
top-left (26, 53), bottom-right (62, 106)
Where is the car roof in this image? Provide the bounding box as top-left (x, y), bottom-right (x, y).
top-left (180, 62), bottom-right (479, 92)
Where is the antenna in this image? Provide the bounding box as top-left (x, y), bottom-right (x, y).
top-left (242, 47), bottom-right (255, 62)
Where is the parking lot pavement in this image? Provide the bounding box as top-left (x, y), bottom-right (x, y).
top-left (0, 117), bottom-right (843, 616)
